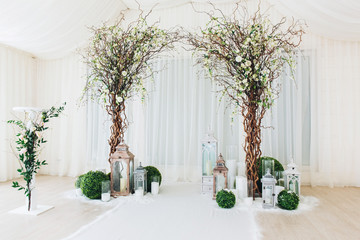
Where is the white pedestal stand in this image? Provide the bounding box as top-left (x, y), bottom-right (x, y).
top-left (9, 107), bottom-right (54, 216)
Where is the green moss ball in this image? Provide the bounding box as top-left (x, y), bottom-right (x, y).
top-left (216, 190), bottom-right (236, 208)
top-left (80, 171), bottom-right (109, 199)
top-left (144, 166), bottom-right (162, 192)
top-left (75, 174), bottom-right (85, 188)
top-left (277, 190), bottom-right (300, 210)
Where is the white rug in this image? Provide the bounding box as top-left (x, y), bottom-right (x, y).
top-left (63, 183), bottom-right (261, 240)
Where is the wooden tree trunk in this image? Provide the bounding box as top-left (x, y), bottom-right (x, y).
top-left (242, 96), bottom-right (266, 200)
top-left (108, 99), bottom-right (127, 159)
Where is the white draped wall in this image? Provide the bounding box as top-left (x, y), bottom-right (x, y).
top-left (0, 0), bottom-right (359, 187)
top-left (0, 45), bottom-right (36, 181)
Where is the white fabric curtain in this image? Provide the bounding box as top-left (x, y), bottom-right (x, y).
top-left (1, 0), bottom-right (360, 187)
top-left (35, 54), bottom-right (87, 177)
top-left (0, 45), bottom-right (36, 181)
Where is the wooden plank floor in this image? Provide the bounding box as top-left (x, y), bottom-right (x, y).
top-left (0, 175), bottom-right (359, 240)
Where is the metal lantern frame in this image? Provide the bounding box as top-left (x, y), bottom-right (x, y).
top-left (284, 160), bottom-right (301, 195)
top-left (134, 162), bottom-right (147, 193)
top-left (212, 154), bottom-right (228, 199)
top-left (261, 169), bottom-right (277, 208)
top-left (201, 131), bottom-right (218, 194)
top-left (110, 143), bottom-right (134, 197)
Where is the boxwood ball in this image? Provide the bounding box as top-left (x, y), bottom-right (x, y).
top-left (277, 190), bottom-right (300, 210)
top-left (216, 190), bottom-right (236, 208)
top-left (80, 170), bottom-right (109, 199)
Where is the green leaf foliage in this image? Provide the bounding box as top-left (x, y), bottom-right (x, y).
top-left (8, 103), bottom-right (65, 198)
top-left (80, 171), bottom-right (109, 199)
top-left (75, 174), bottom-right (86, 188)
top-left (216, 189), bottom-right (236, 209)
top-left (277, 190), bottom-right (299, 210)
top-left (144, 166), bottom-right (162, 192)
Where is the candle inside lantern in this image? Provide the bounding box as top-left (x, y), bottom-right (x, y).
top-left (120, 178), bottom-right (126, 192)
top-left (151, 182), bottom-right (159, 195)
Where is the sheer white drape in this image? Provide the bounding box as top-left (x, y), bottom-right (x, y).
top-left (0, 45), bottom-right (36, 181)
top-left (36, 54), bottom-right (87, 177)
top-left (1, 1), bottom-right (360, 186)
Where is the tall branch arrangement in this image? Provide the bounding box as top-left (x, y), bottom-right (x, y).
top-left (82, 13), bottom-right (181, 157)
top-left (188, 5), bottom-right (304, 197)
top-left (8, 104), bottom-right (65, 211)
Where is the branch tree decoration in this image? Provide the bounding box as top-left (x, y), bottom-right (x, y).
top-left (188, 4), bottom-right (304, 197)
top-left (82, 12), bottom-right (181, 157)
top-left (8, 104), bottom-right (65, 211)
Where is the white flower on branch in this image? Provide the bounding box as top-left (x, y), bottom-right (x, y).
top-left (19, 148), bottom-right (27, 154)
top-left (235, 56), bottom-right (242, 63)
top-left (122, 71), bottom-right (127, 77)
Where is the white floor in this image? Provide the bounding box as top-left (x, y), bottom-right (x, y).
top-left (63, 183), bottom-right (260, 240)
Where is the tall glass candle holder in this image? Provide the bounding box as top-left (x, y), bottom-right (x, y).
top-left (151, 176), bottom-right (160, 195)
top-left (101, 180), bottom-right (111, 202)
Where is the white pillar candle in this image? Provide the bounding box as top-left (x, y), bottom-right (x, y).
top-left (274, 186), bottom-right (285, 204)
top-left (227, 159), bottom-right (237, 189)
top-left (151, 182), bottom-right (159, 195)
top-left (101, 193), bottom-right (111, 202)
top-left (135, 187), bottom-right (144, 197)
top-left (236, 176), bottom-right (247, 199)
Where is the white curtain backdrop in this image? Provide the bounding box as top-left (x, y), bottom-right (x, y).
top-left (0, 45), bottom-right (36, 181)
top-left (0, 0), bottom-right (359, 186)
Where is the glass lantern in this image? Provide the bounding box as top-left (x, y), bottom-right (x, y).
top-left (134, 162), bottom-right (147, 194)
top-left (201, 130), bottom-right (218, 194)
top-left (212, 154), bottom-right (228, 199)
top-left (261, 169), bottom-right (277, 208)
top-left (284, 159), bottom-right (301, 195)
top-left (110, 143), bottom-right (134, 197)
top-left (101, 180), bottom-right (111, 202)
top-left (262, 158), bottom-right (275, 177)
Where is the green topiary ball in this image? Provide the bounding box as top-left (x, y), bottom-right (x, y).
top-left (144, 166), bottom-right (162, 192)
top-left (75, 174), bottom-right (85, 188)
top-left (80, 171), bottom-right (109, 199)
top-left (277, 190), bottom-right (300, 210)
top-left (216, 190), bottom-right (236, 208)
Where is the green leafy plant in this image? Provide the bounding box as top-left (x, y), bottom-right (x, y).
top-left (216, 190), bottom-right (236, 208)
top-left (8, 103), bottom-right (65, 211)
top-left (144, 166), bottom-right (162, 192)
top-left (80, 170), bottom-right (109, 199)
top-left (75, 174), bottom-right (85, 188)
top-left (277, 190), bottom-right (299, 210)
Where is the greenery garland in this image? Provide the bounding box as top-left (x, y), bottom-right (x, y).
top-left (8, 103), bottom-right (65, 211)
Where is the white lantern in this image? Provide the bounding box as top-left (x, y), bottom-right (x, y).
top-left (261, 169), bottom-right (277, 208)
top-left (201, 129), bottom-right (218, 194)
top-left (134, 162), bottom-right (147, 194)
top-left (284, 159), bottom-right (301, 195)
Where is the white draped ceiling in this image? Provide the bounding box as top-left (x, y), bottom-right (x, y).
top-left (0, 0), bottom-right (359, 58)
top-left (0, 0), bottom-right (360, 187)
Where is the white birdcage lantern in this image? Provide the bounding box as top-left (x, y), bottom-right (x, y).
top-left (284, 159), bottom-right (301, 195)
top-left (134, 162), bottom-right (147, 194)
top-left (201, 129), bottom-right (218, 194)
top-left (261, 169), bottom-right (277, 208)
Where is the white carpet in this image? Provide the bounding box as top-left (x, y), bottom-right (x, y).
top-left (63, 183), bottom-right (261, 240)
